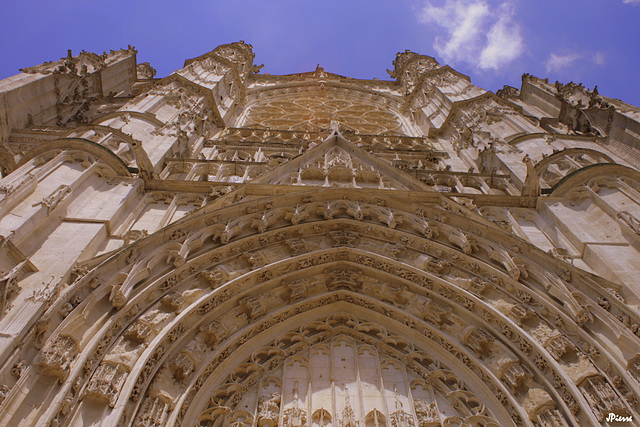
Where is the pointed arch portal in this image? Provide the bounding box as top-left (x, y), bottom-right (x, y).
top-left (2, 187), bottom-right (637, 427)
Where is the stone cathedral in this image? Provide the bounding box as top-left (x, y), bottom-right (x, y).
top-left (2, 41), bottom-right (640, 427)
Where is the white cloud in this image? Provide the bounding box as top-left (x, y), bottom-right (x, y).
top-left (593, 51), bottom-right (606, 66)
top-left (545, 53), bottom-right (582, 73)
top-left (623, 0), bottom-right (640, 5)
top-left (418, 0), bottom-right (524, 70)
top-left (479, 3), bottom-right (524, 69)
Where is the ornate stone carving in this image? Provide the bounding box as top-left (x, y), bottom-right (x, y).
top-left (11, 360), bottom-right (25, 379)
top-left (462, 327), bottom-right (494, 357)
top-left (285, 279), bottom-right (312, 302)
top-left (4, 43), bottom-right (640, 427)
top-left (0, 385), bottom-right (10, 406)
top-left (198, 266), bottom-right (228, 288)
top-left (58, 295), bottom-right (82, 319)
top-left (170, 351), bottom-right (195, 381)
top-left (627, 354), bottom-right (640, 382)
top-left (509, 304), bottom-right (538, 327)
top-left (124, 310), bottom-right (171, 343)
top-left (544, 334), bottom-right (577, 361)
top-left (256, 392), bottom-right (281, 427)
top-left (137, 396), bottom-right (172, 427)
top-left (424, 258), bottom-right (451, 275)
top-left (161, 292), bottom-right (184, 312)
top-left (501, 362), bottom-right (530, 393)
top-left (617, 210), bottom-right (640, 235)
top-left (245, 251), bottom-right (268, 269)
top-left (240, 295), bottom-right (269, 320)
top-left (414, 399), bottom-right (439, 426)
top-left (283, 406), bottom-right (307, 427)
top-left (36, 335), bottom-right (79, 382)
top-left (286, 238), bottom-right (309, 256)
top-left (283, 387), bottom-right (307, 427)
top-left (84, 362), bottom-right (128, 407)
top-left (578, 375), bottom-right (628, 422)
top-left (325, 269), bottom-right (361, 291)
top-left (378, 283), bottom-right (407, 306)
top-left (535, 408), bottom-right (569, 427)
top-left (137, 62), bottom-right (156, 80)
top-left (408, 297), bottom-right (452, 328)
top-left (521, 155), bottom-right (540, 197)
top-left (200, 313), bottom-right (248, 347)
top-left (36, 185), bottom-right (72, 213)
top-left (328, 230), bottom-right (359, 247)
top-left (340, 395), bottom-right (358, 427)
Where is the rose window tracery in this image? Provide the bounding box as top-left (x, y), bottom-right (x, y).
top-left (241, 92), bottom-right (406, 136)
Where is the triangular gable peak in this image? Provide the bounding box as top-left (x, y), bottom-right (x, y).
top-left (252, 126), bottom-right (433, 191)
top-left (282, 65), bottom-right (354, 81)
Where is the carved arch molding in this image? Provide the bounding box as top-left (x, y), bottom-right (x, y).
top-left (9, 190), bottom-right (640, 427)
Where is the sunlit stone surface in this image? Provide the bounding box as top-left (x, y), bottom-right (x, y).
top-left (1, 42), bottom-right (640, 426)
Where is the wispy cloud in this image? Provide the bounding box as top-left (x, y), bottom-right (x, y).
top-left (593, 52), bottom-right (606, 66)
top-left (545, 53), bottom-right (582, 72)
top-left (479, 3), bottom-right (523, 69)
top-left (418, 0), bottom-right (523, 70)
top-left (623, 0), bottom-right (640, 5)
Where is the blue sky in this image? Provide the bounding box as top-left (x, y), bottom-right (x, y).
top-left (1, 0), bottom-right (639, 107)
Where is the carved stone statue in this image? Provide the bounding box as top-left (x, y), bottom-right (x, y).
top-left (521, 155), bottom-right (540, 197)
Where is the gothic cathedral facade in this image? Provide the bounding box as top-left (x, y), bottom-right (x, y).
top-left (1, 42), bottom-right (640, 426)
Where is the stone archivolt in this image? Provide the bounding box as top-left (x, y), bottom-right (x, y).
top-left (9, 196), bottom-right (638, 426)
top-left (1, 42), bottom-right (640, 426)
